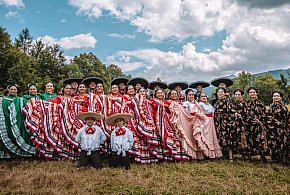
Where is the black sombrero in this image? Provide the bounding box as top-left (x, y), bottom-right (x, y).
top-left (111, 77), bottom-right (129, 86)
top-left (210, 77), bottom-right (233, 87)
top-left (168, 81), bottom-right (188, 90)
top-left (189, 81), bottom-right (210, 89)
top-left (127, 77), bottom-right (149, 89)
top-left (82, 77), bottom-right (104, 86)
top-left (63, 78), bottom-right (83, 85)
top-left (149, 81), bottom-right (168, 90)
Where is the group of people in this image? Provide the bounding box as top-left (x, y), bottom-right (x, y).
top-left (0, 76), bottom-right (289, 169)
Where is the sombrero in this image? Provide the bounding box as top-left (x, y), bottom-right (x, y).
top-left (76, 112), bottom-right (104, 121)
top-left (111, 77), bottom-right (129, 86)
top-left (189, 81), bottom-right (210, 89)
top-left (63, 78), bottom-right (83, 85)
top-left (82, 77), bottom-right (104, 86)
top-left (168, 81), bottom-right (189, 90)
top-left (127, 77), bottom-right (149, 89)
top-left (210, 77), bottom-right (233, 87)
top-left (106, 113), bottom-right (133, 125)
top-left (149, 81), bottom-right (168, 90)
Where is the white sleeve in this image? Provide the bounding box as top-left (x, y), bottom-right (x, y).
top-left (75, 128), bottom-right (83, 143)
top-left (127, 130), bottom-right (134, 149)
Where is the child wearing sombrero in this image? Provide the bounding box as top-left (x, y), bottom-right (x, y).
top-left (106, 113), bottom-right (134, 170)
top-left (76, 112), bottom-right (106, 169)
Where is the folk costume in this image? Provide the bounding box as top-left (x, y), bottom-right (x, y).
top-left (107, 113), bottom-right (134, 170)
top-left (244, 98), bottom-right (268, 158)
top-left (0, 94), bottom-right (35, 158)
top-left (265, 100), bottom-right (289, 162)
top-left (198, 102), bottom-right (223, 158)
top-left (76, 112), bottom-right (106, 169)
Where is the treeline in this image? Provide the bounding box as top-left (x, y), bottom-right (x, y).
top-left (227, 71), bottom-right (290, 105)
top-left (0, 26), bottom-right (127, 95)
top-left (0, 26), bottom-right (289, 104)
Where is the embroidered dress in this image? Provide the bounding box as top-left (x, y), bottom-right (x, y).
top-left (74, 94), bottom-right (90, 110)
top-left (150, 98), bottom-right (189, 161)
top-left (214, 98), bottom-right (236, 150)
top-left (23, 98), bottom-right (63, 159)
top-left (265, 102), bottom-right (289, 162)
top-left (169, 100), bottom-right (206, 159)
top-left (198, 102), bottom-right (223, 158)
top-left (232, 100), bottom-right (248, 155)
top-left (244, 99), bottom-right (268, 156)
top-left (57, 97), bottom-right (84, 159)
top-left (85, 93), bottom-right (110, 154)
top-left (124, 95), bottom-right (158, 164)
top-left (133, 94), bottom-right (160, 161)
top-left (0, 96), bottom-right (35, 158)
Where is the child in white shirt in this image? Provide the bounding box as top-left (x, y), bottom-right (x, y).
top-left (76, 112), bottom-right (106, 169)
top-left (106, 113), bottom-right (134, 170)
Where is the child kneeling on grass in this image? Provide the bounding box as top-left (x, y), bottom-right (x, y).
top-left (76, 112), bottom-right (106, 169)
top-left (106, 113), bottom-right (134, 170)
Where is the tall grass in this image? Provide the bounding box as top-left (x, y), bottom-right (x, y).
top-left (0, 159), bottom-right (289, 194)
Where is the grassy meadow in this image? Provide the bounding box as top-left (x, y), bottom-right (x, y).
top-left (0, 158), bottom-right (289, 194)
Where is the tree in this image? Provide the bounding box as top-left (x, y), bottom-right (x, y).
top-left (15, 28), bottom-right (32, 54)
top-left (253, 74), bottom-right (280, 105)
top-left (0, 26), bottom-right (13, 93)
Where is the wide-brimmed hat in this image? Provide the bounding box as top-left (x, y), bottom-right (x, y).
top-left (149, 81), bottom-right (168, 90)
top-left (63, 78), bottom-right (83, 85)
top-left (106, 113), bottom-right (133, 125)
top-left (189, 81), bottom-right (210, 89)
top-left (76, 112), bottom-right (104, 121)
top-left (168, 81), bottom-right (188, 90)
top-left (82, 77), bottom-right (104, 86)
top-left (127, 77), bottom-right (149, 89)
top-left (111, 77), bottom-right (129, 86)
top-left (211, 77), bottom-right (233, 87)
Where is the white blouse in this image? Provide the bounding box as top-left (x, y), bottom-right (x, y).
top-left (199, 102), bottom-right (215, 114)
top-left (183, 100), bottom-right (200, 113)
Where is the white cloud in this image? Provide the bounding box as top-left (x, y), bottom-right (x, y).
top-left (5, 11), bottom-right (19, 19)
top-left (108, 33), bottom-right (135, 39)
top-left (71, 0), bottom-right (290, 81)
top-left (37, 33), bottom-right (97, 50)
top-left (60, 19), bottom-right (66, 23)
top-left (0, 0), bottom-right (24, 7)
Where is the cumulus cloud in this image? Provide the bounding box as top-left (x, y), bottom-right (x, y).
top-left (71, 0), bottom-right (290, 81)
top-left (108, 33), bottom-right (136, 39)
top-left (0, 0), bottom-right (24, 7)
top-left (37, 33), bottom-right (97, 50)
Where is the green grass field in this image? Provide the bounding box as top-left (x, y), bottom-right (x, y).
top-left (0, 159), bottom-right (289, 194)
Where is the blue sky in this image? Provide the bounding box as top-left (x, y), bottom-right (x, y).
top-left (1, 0), bottom-right (290, 82)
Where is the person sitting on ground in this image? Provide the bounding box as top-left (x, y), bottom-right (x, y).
top-left (106, 113), bottom-right (134, 170)
top-left (76, 112), bottom-right (106, 169)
